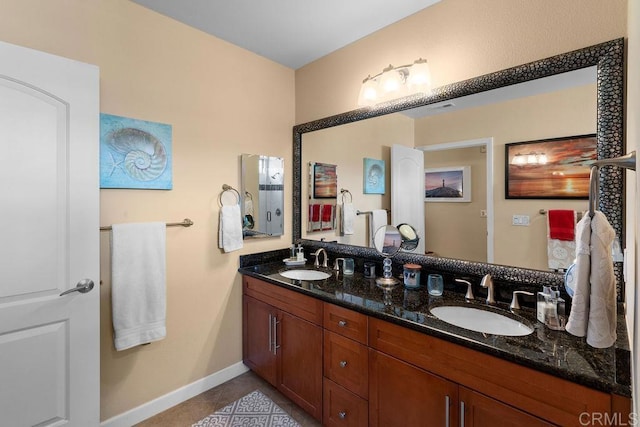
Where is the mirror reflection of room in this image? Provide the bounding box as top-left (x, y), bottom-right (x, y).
top-left (301, 67), bottom-right (596, 272)
top-left (240, 154), bottom-right (285, 238)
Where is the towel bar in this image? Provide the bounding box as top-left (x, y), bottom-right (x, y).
top-left (588, 151), bottom-right (636, 217)
top-left (100, 218), bottom-right (194, 231)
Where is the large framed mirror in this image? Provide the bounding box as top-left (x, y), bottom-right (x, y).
top-left (293, 39), bottom-right (624, 295)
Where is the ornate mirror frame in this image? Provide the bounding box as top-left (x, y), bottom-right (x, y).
top-left (292, 39), bottom-right (624, 293)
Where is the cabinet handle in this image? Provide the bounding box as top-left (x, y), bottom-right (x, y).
top-left (445, 395), bottom-right (450, 427)
top-left (338, 411), bottom-right (347, 419)
top-left (460, 401), bottom-right (465, 427)
top-left (338, 320), bottom-right (347, 327)
top-left (339, 360), bottom-right (348, 368)
top-left (273, 317), bottom-right (280, 354)
top-left (268, 314), bottom-right (273, 353)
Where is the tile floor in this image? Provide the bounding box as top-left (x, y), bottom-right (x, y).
top-left (135, 370), bottom-right (322, 426)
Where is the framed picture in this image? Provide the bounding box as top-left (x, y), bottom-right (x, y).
top-left (312, 162), bottom-right (338, 199)
top-left (363, 158), bottom-right (385, 194)
top-left (505, 134), bottom-right (597, 199)
top-left (424, 166), bottom-right (471, 202)
top-left (100, 113), bottom-right (173, 189)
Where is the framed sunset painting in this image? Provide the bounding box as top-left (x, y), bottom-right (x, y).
top-left (505, 134), bottom-right (597, 199)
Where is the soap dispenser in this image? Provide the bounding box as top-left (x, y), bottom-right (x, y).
top-left (544, 286), bottom-right (566, 331)
top-left (537, 286), bottom-right (551, 323)
top-left (296, 244), bottom-right (305, 262)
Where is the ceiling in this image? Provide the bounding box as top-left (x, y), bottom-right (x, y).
top-left (130, 0), bottom-right (441, 69)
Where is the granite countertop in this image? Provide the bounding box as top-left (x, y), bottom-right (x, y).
top-left (239, 260), bottom-right (631, 397)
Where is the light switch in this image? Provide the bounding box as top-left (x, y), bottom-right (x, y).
top-left (512, 215), bottom-right (530, 226)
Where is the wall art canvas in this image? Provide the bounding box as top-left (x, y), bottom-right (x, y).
top-left (505, 134), bottom-right (596, 199)
top-left (312, 162), bottom-right (338, 199)
top-left (424, 166), bottom-right (471, 202)
top-left (363, 158), bottom-right (385, 194)
top-left (100, 113), bottom-right (173, 189)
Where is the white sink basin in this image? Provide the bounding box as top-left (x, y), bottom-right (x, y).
top-left (279, 269), bottom-right (331, 281)
top-left (430, 305), bottom-right (533, 336)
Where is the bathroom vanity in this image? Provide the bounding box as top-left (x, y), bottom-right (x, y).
top-left (240, 255), bottom-right (631, 427)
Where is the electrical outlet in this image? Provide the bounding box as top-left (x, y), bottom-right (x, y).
top-left (512, 215), bottom-right (530, 226)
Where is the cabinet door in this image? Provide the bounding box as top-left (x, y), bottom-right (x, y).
top-left (369, 350), bottom-right (458, 427)
top-left (278, 311), bottom-right (323, 420)
top-left (459, 387), bottom-right (556, 427)
top-left (243, 295), bottom-right (277, 386)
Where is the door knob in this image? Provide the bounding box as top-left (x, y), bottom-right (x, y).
top-left (60, 279), bottom-right (95, 296)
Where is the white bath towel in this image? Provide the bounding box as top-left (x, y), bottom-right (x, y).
top-left (219, 204), bottom-right (243, 252)
top-left (370, 209), bottom-right (388, 247)
top-left (546, 210), bottom-right (576, 271)
top-left (244, 197), bottom-right (254, 217)
top-left (565, 211), bottom-right (617, 348)
top-left (111, 222), bottom-right (167, 351)
top-left (341, 203), bottom-right (355, 235)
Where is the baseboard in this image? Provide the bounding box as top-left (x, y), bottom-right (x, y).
top-left (100, 361), bottom-right (250, 427)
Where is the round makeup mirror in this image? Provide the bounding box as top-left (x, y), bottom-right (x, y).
top-left (373, 224), bottom-right (420, 292)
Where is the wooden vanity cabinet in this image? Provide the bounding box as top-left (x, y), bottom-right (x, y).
top-left (368, 317), bottom-right (612, 427)
top-left (242, 276), bottom-right (323, 420)
top-left (243, 277), bottom-right (629, 426)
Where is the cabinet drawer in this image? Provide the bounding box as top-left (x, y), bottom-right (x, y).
top-left (323, 378), bottom-right (368, 427)
top-left (324, 303), bottom-right (368, 344)
top-left (243, 276), bottom-right (322, 325)
top-left (324, 331), bottom-right (368, 399)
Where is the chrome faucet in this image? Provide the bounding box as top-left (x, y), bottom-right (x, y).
top-left (480, 274), bottom-right (495, 304)
top-left (333, 257), bottom-right (345, 272)
top-left (455, 278), bottom-right (474, 301)
top-left (510, 290), bottom-right (534, 310)
top-left (313, 248), bottom-right (328, 268)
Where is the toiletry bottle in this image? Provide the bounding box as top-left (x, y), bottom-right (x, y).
top-left (544, 287), bottom-right (566, 331)
top-left (290, 244), bottom-right (296, 259)
top-left (296, 245), bottom-right (305, 261)
top-left (537, 286), bottom-right (551, 323)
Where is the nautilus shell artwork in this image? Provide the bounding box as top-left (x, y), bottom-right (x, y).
top-left (99, 114), bottom-right (172, 189)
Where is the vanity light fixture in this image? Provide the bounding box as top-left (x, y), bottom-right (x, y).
top-left (511, 152), bottom-right (548, 166)
top-left (357, 58), bottom-right (432, 107)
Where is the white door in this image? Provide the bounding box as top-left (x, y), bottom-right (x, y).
top-left (0, 42), bottom-right (99, 426)
top-left (391, 144), bottom-right (425, 254)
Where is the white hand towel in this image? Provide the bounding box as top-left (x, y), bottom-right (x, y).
top-left (370, 209), bottom-right (388, 247)
top-left (586, 211), bottom-right (617, 348)
top-left (111, 222), bottom-right (166, 351)
top-left (565, 214), bottom-right (591, 337)
top-left (565, 211), bottom-right (617, 348)
top-left (219, 204), bottom-right (243, 253)
top-left (244, 198), bottom-right (254, 217)
top-left (342, 203), bottom-right (355, 235)
top-left (546, 211), bottom-right (576, 271)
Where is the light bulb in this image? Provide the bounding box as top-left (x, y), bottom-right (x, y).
top-left (357, 77), bottom-right (378, 107)
top-left (407, 60), bottom-right (431, 95)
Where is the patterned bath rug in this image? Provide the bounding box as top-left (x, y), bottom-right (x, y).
top-left (192, 390), bottom-right (301, 427)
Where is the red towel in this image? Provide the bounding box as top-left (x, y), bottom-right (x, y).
top-left (548, 210), bottom-right (575, 241)
top-left (310, 204), bottom-right (320, 222)
top-left (321, 204), bottom-right (334, 230)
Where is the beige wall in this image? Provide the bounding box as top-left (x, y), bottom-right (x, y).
top-left (0, 0), bottom-right (294, 421)
top-left (417, 84), bottom-right (596, 269)
top-left (296, 0), bottom-right (627, 124)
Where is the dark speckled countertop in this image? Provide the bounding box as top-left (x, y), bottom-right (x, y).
top-left (239, 250), bottom-right (631, 397)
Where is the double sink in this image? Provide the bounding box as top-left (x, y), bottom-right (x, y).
top-left (278, 268), bottom-right (534, 337)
